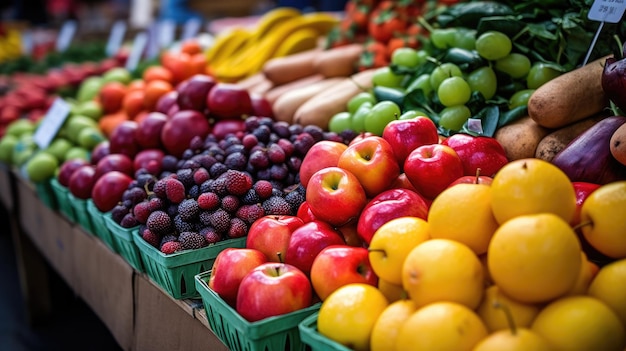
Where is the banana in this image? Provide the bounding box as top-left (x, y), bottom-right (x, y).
top-left (252, 7), bottom-right (302, 40)
top-left (205, 27), bottom-right (252, 64)
top-left (273, 27), bottom-right (319, 58)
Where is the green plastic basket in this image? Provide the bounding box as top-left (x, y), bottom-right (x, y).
top-left (68, 193), bottom-right (94, 234)
top-left (133, 232), bottom-right (247, 299)
top-left (103, 214), bottom-right (143, 272)
top-left (194, 271), bottom-right (322, 351)
top-left (298, 312), bottom-right (352, 351)
top-left (49, 178), bottom-right (75, 222)
top-left (35, 179), bottom-right (57, 210)
top-left (86, 200), bottom-right (118, 252)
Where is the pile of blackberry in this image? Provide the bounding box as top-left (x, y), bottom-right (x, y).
top-left (110, 116), bottom-right (356, 255)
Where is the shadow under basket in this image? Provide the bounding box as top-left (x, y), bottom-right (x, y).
top-left (133, 232), bottom-right (247, 299)
top-left (86, 199), bottom-right (118, 252)
top-left (194, 271), bottom-right (321, 351)
top-left (298, 312), bottom-right (352, 351)
top-left (103, 214), bottom-right (143, 272)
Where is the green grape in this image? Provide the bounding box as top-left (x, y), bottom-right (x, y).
top-left (467, 66), bottom-right (497, 100)
top-left (453, 29), bottom-right (477, 50)
top-left (364, 101), bottom-right (401, 136)
top-left (439, 105), bottom-right (471, 131)
top-left (437, 76), bottom-right (471, 107)
top-left (509, 89), bottom-right (535, 109)
top-left (351, 101), bottom-right (373, 132)
top-left (392, 47), bottom-right (421, 68)
top-left (475, 31), bottom-right (512, 61)
top-left (495, 53), bottom-right (531, 79)
top-left (399, 110), bottom-right (429, 120)
top-left (430, 28), bottom-right (456, 49)
top-left (372, 66), bottom-right (405, 88)
top-left (429, 63), bottom-right (462, 91)
top-left (328, 111), bottom-right (353, 134)
top-left (347, 92), bottom-right (377, 114)
top-left (526, 62), bottom-right (561, 89)
top-left (406, 73), bottom-right (433, 96)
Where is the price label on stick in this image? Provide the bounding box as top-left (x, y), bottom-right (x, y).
top-left (106, 20), bottom-right (127, 57)
top-left (33, 98), bottom-right (72, 149)
top-left (181, 18), bottom-right (202, 41)
top-left (125, 31), bottom-right (148, 72)
top-left (56, 20), bottom-right (77, 52)
top-left (159, 20), bottom-right (176, 49)
top-left (582, 0), bottom-right (626, 65)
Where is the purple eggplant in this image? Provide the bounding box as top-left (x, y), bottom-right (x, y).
top-left (551, 116), bottom-right (626, 184)
top-left (602, 50), bottom-right (626, 112)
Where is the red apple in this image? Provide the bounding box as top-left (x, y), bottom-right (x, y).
top-left (250, 93), bottom-right (273, 118)
top-left (310, 245), bottom-right (378, 300)
top-left (356, 188), bottom-right (429, 245)
top-left (68, 164), bottom-right (98, 199)
top-left (57, 158), bottom-right (90, 187)
top-left (91, 170), bottom-right (133, 212)
top-left (212, 118), bottom-right (246, 140)
top-left (390, 173), bottom-right (419, 192)
top-left (135, 111), bottom-right (168, 149)
top-left (403, 144), bottom-right (464, 200)
top-left (206, 83), bottom-right (253, 120)
top-left (284, 220), bottom-right (346, 276)
top-left (94, 153), bottom-right (134, 179)
top-left (448, 172), bottom-right (494, 188)
top-left (299, 140), bottom-right (348, 188)
top-left (305, 167), bottom-right (367, 227)
top-left (441, 133), bottom-right (508, 177)
top-left (246, 215), bottom-right (305, 262)
top-left (337, 136), bottom-right (401, 198)
top-left (296, 201), bottom-right (317, 223)
top-left (349, 132), bottom-right (376, 146)
top-left (133, 148), bottom-right (165, 175)
top-left (236, 262), bottom-right (312, 322)
top-left (336, 221), bottom-right (365, 247)
top-left (155, 90), bottom-right (179, 115)
top-left (176, 74), bottom-right (216, 111)
top-left (571, 181), bottom-right (601, 227)
top-left (382, 116), bottom-right (440, 166)
top-left (208, 248), bottom-right (268, 307)
top-left (109, 120), bottom-right (140, 158)
top-left (90, 141), bottom-right (110, 166)
top-left (161, 109), bottom-right (211, 158)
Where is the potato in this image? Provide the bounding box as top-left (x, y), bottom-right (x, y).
top-left (535, 114), bottom-right (607, 162)
top-left (610, 123), bottom-right (626, 166)
top-left (494, 116), bottom-right (551, 161)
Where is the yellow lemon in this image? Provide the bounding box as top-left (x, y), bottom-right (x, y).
top-left (368, 216), bottom-right (430, 285)
top-left (476, 285), bottom-right (541, 333)
top-left (402, 239), bottom-right (484, 309)
top-left (588, 258), bottom-right (626, 328)
top-left (490, 158), bottom-right (576, 224)
top-left (531, 296), bottom-right (626, 351)
top-left (395, 301), bottom-right (488, 351)
top-left (317, 283), bottom-right (389, 351)
top-left (370, 299), bottom-right (417, 351)
top-left (473, 328), bottom-right (553, 351)
top-left (428, 183), bottom-right (499, 255)
top-left (377, 278), bottom-right (407, 304)
top-left (580, 181), bottom-right (626, 259)
top-left (488, 213), bottom-right (582, 304)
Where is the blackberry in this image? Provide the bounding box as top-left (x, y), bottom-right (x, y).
top-left (228, 218), bottom-right (247, 238)
top-left (159, 234), bottom-right (178, 248)
top-left (179, 231), bottom-right (207, 250)
top-left (146, 210), bottom-right (173, 235)
top-left (160, 241), bottom-right (182, 255)
top-left (262, 196), bottom-right (292, 215)
top-left (197, 192), bottom-right (220, 210)
top-left (284, 190), bottom-right (305, 214)
top-left (198, 210), bottom-right (212, 226)
top-left (166, 203), bottom-right (179, 218)
top-left (241, 189), bottom-right (260, 205)
top-left (192, 167), bottom-right (210, 185)
top-left (142, 228), bottom-right (161, 248)
top-left (236, 204), bottom-right (265, 224)
top-left (209, 162), bottom-right (228, 178)
top-left (177, 198), bottom-right (200, 221)
top-left (220, 195), bottom-right (240, 213)
top-left (187, 184), bottom-right (200, 199)
top-left (199, 226), bottom-right (221, 244)
top-left (173, 214), bottom-right (195, 233)
top-left (175, 168), bottom-right (195, 189)
top-left (224, 152), bottom-right (247, 171)
top-left (132, 200), bottom-right (152, 224)
top-left (164, 177), bottom-right (186, 203)
top-left (223, 170), bottom-right (253, 196)
top-left (199, 179), bottom-right (213, 194)
top-left (210, 176), bottom-right (228, 196)
top-left (209, 208), bottom-right (231, 234)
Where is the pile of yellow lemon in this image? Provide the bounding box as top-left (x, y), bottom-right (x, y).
top-left (316, 158), bottom-right (626, 351)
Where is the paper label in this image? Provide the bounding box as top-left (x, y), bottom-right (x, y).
top-left (55, 20), bottom-right (77, 52)
top-left (159, 20), bottom-right (177, 49)
top-left (33, 98), bottom-right (72, 149)
top-left (588, 0), bottom-right (626, 23)
top-left (106, 20), bottom-right (127, 57)
top-left (181, 18), bottom-right (202, 40)
top-left (125, 31), bottom-right (148, 71)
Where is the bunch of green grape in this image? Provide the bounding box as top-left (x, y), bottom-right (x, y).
top-left (329, 28), bottom-right (562, 137)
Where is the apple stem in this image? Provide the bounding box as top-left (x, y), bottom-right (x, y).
top-left (474, 168), bottom-right (482, 184)
top-left (493, 300), bottom-right (517, 335)
top-left (572, 219), bottom-right (593, 232)
top-left (276, 252), bottom-right (284, 263)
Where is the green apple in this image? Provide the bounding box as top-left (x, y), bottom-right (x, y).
top-left (63, 115), bottom-right (99, 143)
top-left (0, 134), bottom-right (18, 164)
top-left (73, 100), bottom-right (104, 121)
top-left (64, 146), bottom-right (90, 162)
top-left (77, 127), bottom-right (106, 150)
top-left (45, 137), bottom-right (73, 162)
top-left (25, 151), bottom-right (59, 183)
top-left (12, 134), bottom-right (37, 167)
top-left (76, 76), bottom-right (105, 102)
top-left (6, 119), bottom-right (35, 138)
top-left (102, 67), bottom-right (132, 85)
top-left (347, 92), bottom-right (377, 115)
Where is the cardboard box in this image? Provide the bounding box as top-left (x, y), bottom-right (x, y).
top-left (38, 204), bottom-right (76, 292)
top-left (16, 174), bottom-right (49, 252)
top-left (0, 164), bottom-right (14, 211)
top-left (73, 226), bottom-right (134, 351)
top-left (133, 274), bottom-right (229, 351)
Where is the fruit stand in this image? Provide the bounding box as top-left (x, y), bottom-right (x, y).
top-left (1, 0), bottom-right (626, 350)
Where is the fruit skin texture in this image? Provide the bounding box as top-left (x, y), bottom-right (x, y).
top-left (440, 133), bottom-right (509, 177)
top-left (587, 258), bottom-right (626, 328)
top-left (580, 181), bottom-right (626, 259)
top-left (357, 188), bottom-right (429, 245)
top-left (489, 158), bottom-right (576, 225)
top-left (476, 285), bottom-right (541, 333)
top-left (305, 167), bottom-right (367, 227)
top-left (317, 283), bottom-right (389, 351)
top-left (284, 220), bottom-right (346, 276)
top-left (370, 299), bottom-right (417, 351)
top-left (337, 136), bottom-right (401, 198)
top-left (395, 301), bottom-right (488, 351)
top-left (403, 143), bottom-right (464, 200)
top-left (488, 213), bottom-right (582, 304)
top-left (310, 245), bottom-right (378, 301)
top-left (68, 164), bottom-right (98, 199)
top-left (473, 328), bottom-right (554, 351)
top-left (235, 262), bottom-right (312, 323)
top-left (91, 171), bottom-right (133, 212)
top-left (208, 248), bottom-right (268, 307)
top-left (382, 116), bottom-right (440, 166)
top-left (299, 141), bottom-right (348, 188)
top-left (245, 215), bottom-right (304, 262)
top-left (160, 109), bottom-right (211, 158)
top-left (531, 296), bottom-right (626, 351)
top-left (402, 239), bottom-right (484, 310)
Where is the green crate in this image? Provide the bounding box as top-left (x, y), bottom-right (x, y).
top-left (103, 214), bottom-right (143, 272)
top-left (133, 232), bottom-right (247, 299)
top-left (194, 271), bottom-right (322, 351)
top-left (298, 312), bottom-right (352, 351)
top-left (49, 178), bottom-right (76, 222)
top-left (35, 179), bottom-right (57, 210)
top-left (86, 199), bottom-right (118, 253)
top-left (68, 193), bottom-right (94, 234)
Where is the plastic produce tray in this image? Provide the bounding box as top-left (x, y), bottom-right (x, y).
top-left (35, 179), bottom-right (57, 210)
top-left (86, 199), bottom-right (117, 252)
top-left (298, 312), bottom-right (352, 351)
top-left (68, 193), bottom-right (94, 234)
top-left (103, 214), bottom-right (143, 272)
top-left (49, 178), bottom-right (75, 222)
top-left (195, 271), bottom-right (321, 351)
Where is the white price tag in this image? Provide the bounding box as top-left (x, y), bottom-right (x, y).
top-left (106, 20), bottom-right (127, 57)
top-left (181, 18), bottom-right (202, 41)
top-left (55, 20), bottom-right (77, 52)
top-left (159, 20), bottom-right (177, 49)
top-left (145, 23), bottom-right (160, 59)
top-left (125, 31), bottom-right (148, 71)
top-left (33, 98), bottom-right (72, 149)
top-left (20, 30), bottom-right (33, 55)
top-left (588, 0), bottom-right (626, 23)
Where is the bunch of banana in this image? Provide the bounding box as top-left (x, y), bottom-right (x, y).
top-left (0, 29), bottom-right (23, 64)
top-left (205, 7), bottom-right (339, 83)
